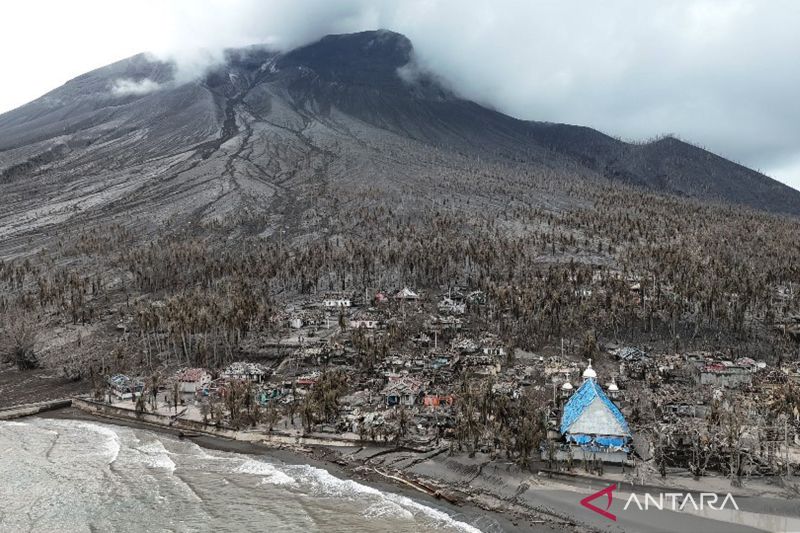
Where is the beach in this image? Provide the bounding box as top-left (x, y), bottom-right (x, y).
top-left (36, 408), bottom-right (548, 532)
top-left (31, 405), bottom-right (800, 533)
top-left (2, 381), bottom-right (798, 533)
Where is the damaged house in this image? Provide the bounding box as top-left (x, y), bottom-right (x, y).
top-left (222, 362), bottom-right (269, 383)
top-left (177, 368), bottom-right (212, 394)
top-left (323, 297), bottom-right (351, 308)
top-left (438, 297), bottom-right (466, 315)
top-left (394, 287), bottom-right (421, 301)
top-left (699, 361), bottom-right (753, 388)
top-left (383, 377), bottom-right (425, 407)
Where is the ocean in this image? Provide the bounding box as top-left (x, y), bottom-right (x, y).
top-left (0, 418), bottom-right (484, 532)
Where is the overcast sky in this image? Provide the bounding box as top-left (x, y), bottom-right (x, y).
top-left (2, 0), bottom-right (799, 189)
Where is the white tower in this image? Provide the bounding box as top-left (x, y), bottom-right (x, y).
top-left (582, 359), bottom-right (597, 382)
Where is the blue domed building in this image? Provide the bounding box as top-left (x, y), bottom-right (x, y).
top-left (559, 361), bottom-right (631, 460)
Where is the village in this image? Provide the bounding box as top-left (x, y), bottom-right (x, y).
top-left (95, 284), bottom-right (800, 487)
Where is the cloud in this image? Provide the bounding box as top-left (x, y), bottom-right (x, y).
top-left (111, 78), bottom-right (163, 96)
top-left (381, 0), bottom-right (800, 189)
top-left (143, 0), bottom-right (384, 83)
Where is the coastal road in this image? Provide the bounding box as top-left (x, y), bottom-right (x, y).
top-left (404, 452), bottom-right (799, 532)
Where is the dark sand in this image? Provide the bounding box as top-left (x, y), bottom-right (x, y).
top-left (0, 365), bottom-right (88, 409)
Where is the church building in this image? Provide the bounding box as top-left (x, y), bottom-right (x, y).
top-left (559, 361), bottom-right (631, 453)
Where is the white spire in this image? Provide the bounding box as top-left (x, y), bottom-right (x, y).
top-left (582, 359), bottom-right (597, 381)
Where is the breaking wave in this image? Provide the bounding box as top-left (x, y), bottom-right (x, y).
top-left (56, 419), bottom-right (122, 464)
top-left (364, 500), bottom-right (415, 520)
top-left (283, 463), bottom-right (483, 533)
top-left (234, 459), bottom-right (297, 486)
top-left (387, 491), bottom-right (484, 533)
top-left (233, 458), bottom-right (483, 532)
top-left (136, 440), bottom-right (176, 471)
top-left (0, 420), bottom-right (29, 427)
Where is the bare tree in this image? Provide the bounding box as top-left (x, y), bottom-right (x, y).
top-left (1, 310), bottom-right (38, 370)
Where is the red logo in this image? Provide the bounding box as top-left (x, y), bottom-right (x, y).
top-left (580, 483), bottom-right (617, 521)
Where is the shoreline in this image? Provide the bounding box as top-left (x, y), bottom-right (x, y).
top-left (38, 407), bottom-right (554, 533)
top-left (13, 400), bottom-right (797, 532)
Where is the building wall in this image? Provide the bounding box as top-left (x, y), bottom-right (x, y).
top-left (72, 399), bottom-right (363, 447)
top-left (700, 371), bottom-right (752, 387)
top-left (324, 299), bottom-right (351, 307)
top-left (546, 447), bottom-right (632, 465)
top-left (568, 397), bottom-right (626, 436)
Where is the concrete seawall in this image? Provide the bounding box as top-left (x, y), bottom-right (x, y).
top-left (71, 398), bottom-right (364, 448)
top-left (0, 399), bottom-right (73, 420)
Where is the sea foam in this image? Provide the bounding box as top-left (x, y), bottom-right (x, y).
top-left (62, 420), bottom-right (122, 464)
top-left (0, 421), bottom-right (29, 427)
top-left (136, 440), bottom-right (177, 471)
top-left (364, 500), bottom-right (415, 520)
top-left (234, 460), bottom-right (296, 486)
top-left (285, 463), bottom-right (482, 532)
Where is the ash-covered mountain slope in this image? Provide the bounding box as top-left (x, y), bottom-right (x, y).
top-left (522, 123), bottom-right (797, 214)
top-left (0, 30), bottom-right (797, 254)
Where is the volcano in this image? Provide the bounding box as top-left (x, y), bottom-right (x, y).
top-left (0, 30), bottom-right (797, 255)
